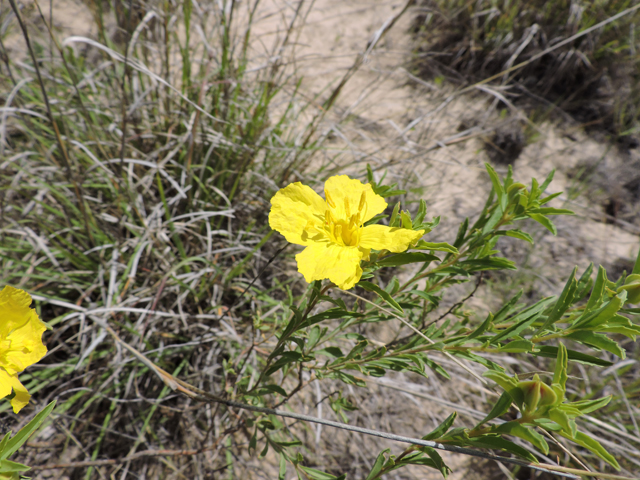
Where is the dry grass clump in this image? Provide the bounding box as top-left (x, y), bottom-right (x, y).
top-left (411, 0), bottom-right (640, 145)
top-left (0, 0), bottom-right (326, 476)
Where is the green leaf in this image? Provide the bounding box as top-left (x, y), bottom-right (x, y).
top-left (528, 207), bottom-right (574, 216)
top-left (548, 408), bottom-right (577, 438)
top-left (469, 436), bottom-right (537, 462)
top-left (572, 291), bottom-right (625, 330)
top-left (552, 343), bottom-right (568, 395)
top-left (531, 346), bottom-right (613, 367)
top-left (539, 169), bottom-right (555, 192)
top-left (633, 247), bottom-right (640, 275)
top-left (299, 466), bottom-right (345, 480)
top-left (563, 431), bottom-right (620, 470)
top-left (494, 422), bottom-right (549, 454)
top-left (376, 252), bottom-right (439, 267)
top-left (529, 213), bottom-right (557, 235)
top-left (264, 352), bottom-right (303, 377)
top-left (414, 200), bottom-right (428, 225)
top-left (459, 257), bottom-right (516, 272)
top-left (476, 391), bottom-right (512, 427)
top-left (453, 218), bottom-right (469, 249)
top-left (565, 331), bottom-right (625, 358)
top-left (422, 412), bottom-right (457, 440)
top-left (278, 453), bottom-right (287, 480)
top-left (497, 340), bottom-right (535, 353)
top-left (365, 449), bottom-right (390, 480)
top-left (466, 313), bottom-right (494, 341)
top-left (401, 211), bottom-right (413, 229)
top-left (414, 241), bottom-right (459, 254)
top-left (568, 395), bottom-right (611, 414)
top-left (586, 265), bottom-right (607, 312)
top-left (536, 268), bottom-right (578, 334)
top-left (483, 371), bottom-right (523, 408)
top-left (420, 447), bottom-right (450, 478)
top-left (501, 229), bottom-right (534, 244)
top-left (493, 291), bottom-right (524, 324)
top-left (358, 281), bottom-right (404, 314)
top-left (0, 459), bottom-right (30, 474)
top-left (485, 163), bottom-right (505, 211)
top-left (2, 400), bottom-right (56, 461)
top-left (389, 202), bottom-right (401, 227)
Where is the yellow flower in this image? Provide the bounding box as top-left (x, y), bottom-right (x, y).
top-left (0, 286), bottom-right (47, 413)
top-left (269, 175), bottom-right (425, 289)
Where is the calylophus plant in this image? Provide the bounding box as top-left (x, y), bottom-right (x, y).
top-left (237, 163), bottom-right (638, 478)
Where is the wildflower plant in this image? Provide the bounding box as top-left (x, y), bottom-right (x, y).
top-left (234, 164), bottom-right (639, 478)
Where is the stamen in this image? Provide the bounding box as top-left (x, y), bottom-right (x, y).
top-left (358, 191), bottom-right (366, 211)
top-left (335, 224), bottom-right (343, 244)
top-left (344, 197), bottom-right (351, 218)
top-left (325, 191), bottom-right (336, 209)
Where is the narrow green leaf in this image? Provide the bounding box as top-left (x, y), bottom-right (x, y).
top-left (299, 466), bottom-right (345, 480)
top-left (476, 392), bottom-right (512, 427)
top-left (539, 169), bottom-right (555, 192)
top-left (358, 281), bottom-right (404, 314)
top-left (469, 436), bottom-right (537, 462)
top-left (633, 246), bottom-right (640, 275)
top-left (565, 331), bottom-right (625, 358)
top-left (485, 163), bottom-right (505, 211)
top-left (497, 340), bottom-right (535, 353)
top-left (2, 400), bottom-right (56, 461)
top-left (528, 207), bottom-right (574, 216)
top-left (531, 346), bottom-right (613, 367)
top-left (415, 241), bottom-right (458, 254)
top-left (453, 218), bottom-right (469, 249)
top-left (535, 267), bottom-right (577, 334)
top-left (494, 422), bottom-right (549, 454)
top-left (529, 213), bottom-right (557, 235)
top-left (422, 412), bottom-right (457, 441)
top-left (278, 453), bottom-right (287, 480)
top-left (564, 431), bottom-right (620, 470)
top-left (568, 395), bottom-right (611, 414)
top-left (502, 229), bottom-right (534, 244)
top-left (365, 449), bottom-right (390, 480)
top-left (493, 291), bottom-right (524, 324)
top-left (376, 252), bottom-right (439, 267)
top-left (414, 200), bottom-right (428, 225)
top-left (460, 257), bottom-right (516, 272)
top-left (0, 459), bottom-right (31, 474)
top-left (552, 343), bottom-right (568, 394)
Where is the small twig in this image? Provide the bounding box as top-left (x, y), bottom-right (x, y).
top-left (428, 272), bottom-right (483, 328)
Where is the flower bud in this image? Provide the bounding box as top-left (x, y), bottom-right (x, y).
top-left (517, 374), bottom-right (557, 413)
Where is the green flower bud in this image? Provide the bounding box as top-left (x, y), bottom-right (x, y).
top-left (617, 274), bottom-right (640, 304)
top-left (517, 374), bottom-right (557, 413)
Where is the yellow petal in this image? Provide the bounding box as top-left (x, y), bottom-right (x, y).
top-left (0, 286), bottom-right (47, 376)
top-left (0, 369), bottom-right (13, 401)
top-left (324, 175), bottom-right (387, 223)
top-left (3, 311), bottom-right (47, 376)
top-left (9, 374), bottom-right (30, 413)
top-left (269, 182), bottom-right (327, 246)
top-left (295, 243), bottom-right (366, 290)
top-left (0, 286), bottom-right (36, 334)
top-left (359, 225), bottom-right (425, 252)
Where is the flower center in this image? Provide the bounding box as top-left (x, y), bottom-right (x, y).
top-left (323, 191), bottom-right (367, 247)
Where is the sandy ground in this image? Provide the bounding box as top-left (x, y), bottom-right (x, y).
top-left (5, 0), bottom-right (639, 478)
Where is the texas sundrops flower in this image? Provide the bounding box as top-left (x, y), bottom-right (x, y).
top-left (0, 286), bottom-right (47, 413)
top-left (269, 175), bottom-right (425, 290)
